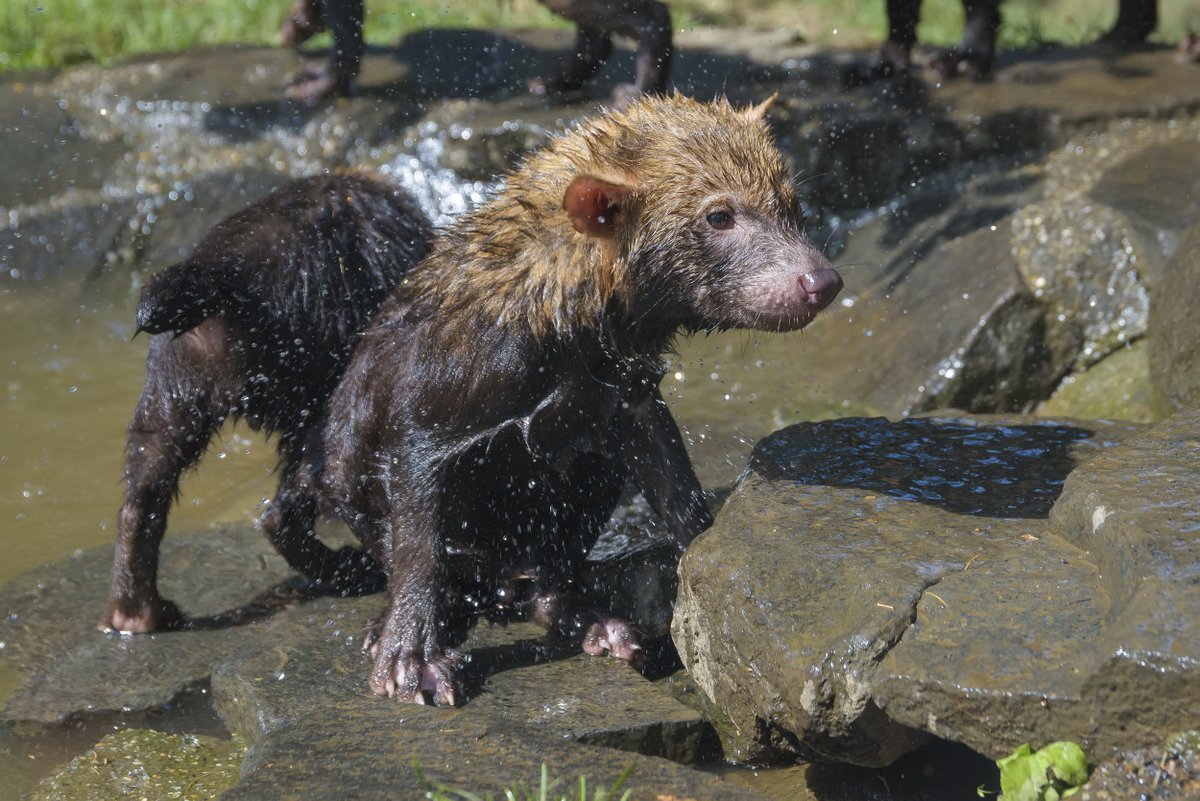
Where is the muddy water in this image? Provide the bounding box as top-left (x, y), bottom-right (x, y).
top-left (0, 285), bottom-right (279, 588)
top-left (0, 283), bottom-right (281, 788)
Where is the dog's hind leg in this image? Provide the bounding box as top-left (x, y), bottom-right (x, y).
top-left (100, 365), bottom-right (217, 633)
top-left (262, 440), bottom-right (384, 595)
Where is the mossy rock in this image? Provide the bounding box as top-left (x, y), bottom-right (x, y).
top-left (33, 728), bottom-right (243, 801)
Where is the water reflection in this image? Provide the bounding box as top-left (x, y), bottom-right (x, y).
top-left (0, 288), bottom-right (278, 588)
top-left (747, 416), bottom-right (1113, 518)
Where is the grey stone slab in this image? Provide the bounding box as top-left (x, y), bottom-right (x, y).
top-left (223, 699), bottom-right (768, 801)
top-left (0, 524), bottom-right (297, 723)
top-left (673, 415), bottom-right (1141, 766)
top-left (212, 599), bottom-right (710, 764)
top-left (1049, 407), bottom-right (1200, 751)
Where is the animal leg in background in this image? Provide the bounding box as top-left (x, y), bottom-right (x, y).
top-left (529, 0), bottom-right (672, 105)
top-left (280, 0), bottom-right (365, 102)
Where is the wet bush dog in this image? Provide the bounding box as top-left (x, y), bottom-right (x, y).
top-left (318, 93), bottom-right (844, 705)
top-left (278, 0), bottom-right (670, 106)
top-left (859, 0), bottom-right (1158, 82)
top-left (99, 173), bottom-right (433, 634)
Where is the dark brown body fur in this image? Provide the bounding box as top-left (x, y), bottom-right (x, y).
top-left (101, 173), bottom-right (433, 633)
top-left (278, 0), bottom-right (669, 105)
top-left (318, 94), bottom-right (843, 704)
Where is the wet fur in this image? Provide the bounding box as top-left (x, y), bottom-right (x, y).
top-left (101, 172), bottom-right (433, 633)
top-left (319, 94), bottom-right (841, 704)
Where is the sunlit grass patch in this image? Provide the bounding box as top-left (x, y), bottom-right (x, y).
top-left (416, 760), bottom-right (635, 801)
top-left (1, 0), bottom-right (1197, 73)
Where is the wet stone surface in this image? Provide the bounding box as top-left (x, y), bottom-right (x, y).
top-left (225, 698), bottom-right (760, 801)
top-left (674, 410), bottom-right (1200, 768)
top-left (29, 728), bottom-right (243, 801)
top-left (1077, 732), bottom-right (1200, 801)
top-left (1035, 340), bottom-right (1157, 424)
top-left (4, 30), bottom-right (1200, 801)
top-left (0, 514), bottom-right (753, 798)
top-left (0, 523), bottom-right (296, 723)
top-left (211, 600), bottom-right (711, 764)
top-left (1149, 221), bottom-right (1200, 415)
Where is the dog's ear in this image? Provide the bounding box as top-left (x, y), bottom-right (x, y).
top-left (743, 94), bottom-right (777, 121)
top-left (563, 175), bottom-right (635, 237)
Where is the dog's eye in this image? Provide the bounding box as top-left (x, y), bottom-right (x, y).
top-left (706, 210), bottom-right (734, 230)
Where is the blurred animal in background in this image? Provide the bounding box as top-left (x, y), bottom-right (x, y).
top-left (524, 0), bottom-right (672, 106)
top-left (278, 0), bottom-right (671, 105)
top-left (279, 0), bottom-right (365, 101)
top-left (852, 0), bottom-right (1159, 83)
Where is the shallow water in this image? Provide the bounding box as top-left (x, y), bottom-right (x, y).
top-left (0, 285), bottom-right (280, 588)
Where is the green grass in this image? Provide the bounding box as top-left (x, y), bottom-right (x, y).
top-left (416, 761), bottom-right (634, 801)
top-left (1, 0), bottom-right (1197, 74)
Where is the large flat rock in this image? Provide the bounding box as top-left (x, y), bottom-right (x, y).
top-left (212, 599), bottom-right (711, 764)
top-left (673, 413), bottom-right (1168, 766)
top-left (224, 699), bottom-right (764, 801)
top-left (0, 524), bottom-right (297, 723)
top-left (1, 514), bottom-right (749, 798)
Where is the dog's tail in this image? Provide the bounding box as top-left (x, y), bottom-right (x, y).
top-left (135, 259), bottom-right (228, 336)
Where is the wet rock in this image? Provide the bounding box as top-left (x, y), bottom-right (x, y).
top-left (223, 698), bottom-right (766, 801)
top-left (1148, 223), bottom-right (1200, 413)
top-left (1078, 732), bottom-right (1200, 801)
top-left (658, 670), bottom-right (768, 764)
top-left (208, 595), bottom-right (373, 743)
top-left (1, 507), bottom-right (734, 795)
top-left (0, 524), bottom-right (297, 723)
top-left (212, 598), bottom-right (711, 764)
top-left (775, 46), bottom-right (1200, 220)
top-left (31, 728), bottom-right (242, 801)
top-left (1011, 120), bottom-right (1200, 373)
top-left (1035, 340), bottom-right (1157, 423)
top-left (1044, 407), bottom-right (1200, 752)
top-left (673, 414), bottom-right (1144, 766)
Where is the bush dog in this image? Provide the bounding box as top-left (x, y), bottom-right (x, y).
top-left (317, 94), bottom-right (844, 704)
top-left (100, 173), bottom-right (433, 633)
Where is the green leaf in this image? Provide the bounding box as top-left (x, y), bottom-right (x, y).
top-left (997, 743), bottom-right (1034, 771)
top-left (999, 748), bottom-right (1044, 801)
top-left (1040, 741), bottom-right (1088, 787)
top-left (996, 742), bottom-right (1090, 801)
